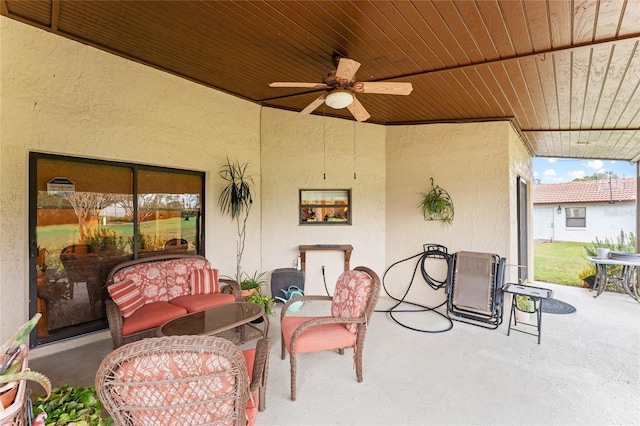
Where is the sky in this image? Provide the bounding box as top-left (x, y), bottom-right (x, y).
top-left (533, 157), bottom-right (637, 184)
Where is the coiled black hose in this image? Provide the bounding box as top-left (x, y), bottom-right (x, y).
top-left (377, 245), bottom-right (454, 333)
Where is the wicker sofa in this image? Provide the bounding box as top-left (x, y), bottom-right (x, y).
top-left (105, 253), bottom-right (240, 348)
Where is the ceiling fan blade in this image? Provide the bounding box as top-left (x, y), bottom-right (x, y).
top-left (270, 82), bottom-right (328, 89)
top-left (347, 96), bottom-right (370, 122)
top-left (335, 58), bottom-right (361, 82)
top-left (354, 82), bottom-right (413, 95)
top-left (297, 94), bottom-right (326, 118)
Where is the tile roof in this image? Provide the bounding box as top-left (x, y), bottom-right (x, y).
top-left (532, 177), bottom-right (637, 204)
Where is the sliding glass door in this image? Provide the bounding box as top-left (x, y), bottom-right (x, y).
top-left (29, 153), bottom-right (204, 346)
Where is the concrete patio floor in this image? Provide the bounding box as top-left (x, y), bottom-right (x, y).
top-left (31, 282), bottom-right (639, 425)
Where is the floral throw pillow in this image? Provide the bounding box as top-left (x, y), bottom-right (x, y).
top-left (108, 278), bottom-right (145, 318)
top-left (330, 270), bottom-right (374, 333)
top-left (190, 268), bottom-right (219, 295)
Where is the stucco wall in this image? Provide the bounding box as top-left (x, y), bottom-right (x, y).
top-left (260, 108), bottom-right (386, 294)
top-left (0, 17), bottom-right (263, 338)
top-left (385, 122), bottom-right (523, 305)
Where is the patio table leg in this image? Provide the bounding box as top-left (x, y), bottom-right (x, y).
top-left (620, 266), bottom-right (639, 302)
top-left (594, 264), bottom-right (608, 298)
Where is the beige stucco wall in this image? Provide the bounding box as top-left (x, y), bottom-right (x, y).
top-left (0, 16), bottom-right (532, 343)
top-left (385, 122), bottom-right (526, 306)
top-left (0, 17), bottom-right (263, 338)
top-left (260, 108), bottom-right (386, 294)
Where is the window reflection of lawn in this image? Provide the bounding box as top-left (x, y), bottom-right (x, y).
top-left (37, 217), bottom-right (196, 249)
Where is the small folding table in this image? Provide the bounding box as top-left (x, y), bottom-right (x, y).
top-left (503, 283), bottom-right (553, 344)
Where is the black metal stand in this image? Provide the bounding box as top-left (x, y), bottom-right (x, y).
top-left (503, 283), bottom-right (553, 344)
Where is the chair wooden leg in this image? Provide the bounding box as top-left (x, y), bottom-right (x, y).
top-left (258, 384), bottom-right (266, 411)
top-left (338, 348), bottom-right (344, 355)
top-left (281, 333), bottom-right (286, 360)
top-left (355, 347), bottom-right (363, 382)
top-left (290, 352), bottom-right (297, 401)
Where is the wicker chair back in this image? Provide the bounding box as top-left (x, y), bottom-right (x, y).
top-left (96, 335), bottom-right (250, 425)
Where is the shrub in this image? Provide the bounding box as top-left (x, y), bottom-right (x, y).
top-left (581, 230), bottom-right (635, 291)
top-left (583, 230), bottom-right (635, 258)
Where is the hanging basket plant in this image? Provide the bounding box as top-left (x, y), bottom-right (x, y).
top-left (418, 178), bottom-right (454, 225)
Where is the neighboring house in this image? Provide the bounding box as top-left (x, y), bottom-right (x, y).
top-left (533, 178), bottom-right (637, 243)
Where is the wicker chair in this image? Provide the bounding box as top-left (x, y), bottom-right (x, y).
top-left (280, 266), bottom-right (381, 401)
top-left (95, 335), bottom-right (269, 425)
top-left (164, 238), bottom-right (189, 251)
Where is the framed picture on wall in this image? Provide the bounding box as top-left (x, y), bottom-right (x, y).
top-left (299, 189), bottom-right (351, 225)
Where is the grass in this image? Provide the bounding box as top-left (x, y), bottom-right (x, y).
top-left (534, 241), bottom-right (592, 287)
top-left (37, 217), bottom-right (196, 253)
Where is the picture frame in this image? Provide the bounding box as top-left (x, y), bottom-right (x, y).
top-left (299, 189), bottom-right (351, 225)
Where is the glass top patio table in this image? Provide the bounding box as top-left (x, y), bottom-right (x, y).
top-left (157, 302), bottom-right (268, 345)
top-left (588, 256), bottom-right (640, 302)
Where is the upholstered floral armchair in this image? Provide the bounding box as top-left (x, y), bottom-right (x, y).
top-left (280, 266), bottom-right (381, 400)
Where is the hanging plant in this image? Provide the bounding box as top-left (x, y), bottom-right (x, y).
top-left (418, 178), bottom-right (454, 225)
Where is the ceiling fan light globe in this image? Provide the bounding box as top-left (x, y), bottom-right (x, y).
top-left (325, 91), bottom-right (354, 109)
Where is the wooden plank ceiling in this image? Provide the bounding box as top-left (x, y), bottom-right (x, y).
top-left (3, 0), bottom-right (639, 161)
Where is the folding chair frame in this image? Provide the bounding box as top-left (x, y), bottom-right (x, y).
top-left (446, 252), bottom-right (506, 329)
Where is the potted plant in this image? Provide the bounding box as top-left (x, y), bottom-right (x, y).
top-left (221, 271), bottom-right (267, 299)
top-left (515, 294), bottom-right (534, 312)
top-left (239, 271), bottom-right (267, 299)
top-left (514, 295), bottom-right (535, 323)
top-left (513, 279), bottom-right (536, 323)
top-left (245, 292), bottom-right (275, 317)
top-left (218, 157), bottom-right (255, 282)
top-left (0, 313), bottom-right (51, 420)
top-left (32, 384), bottom-right (113, 425)
top-left (578, 266), bottom-right (597, 289)
top-left (418, 178), bottom-right (454, 225)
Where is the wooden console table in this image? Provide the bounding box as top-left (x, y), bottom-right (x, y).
top-left (298, 245), bottom-right (353, 273)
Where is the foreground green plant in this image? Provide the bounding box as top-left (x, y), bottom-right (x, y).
top-left (1, 313), bottom-right (51, 399)
top-left (33, 384), bottom-right (113, 426)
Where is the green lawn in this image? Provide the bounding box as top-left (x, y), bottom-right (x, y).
top-left (37, 217), bottom-right (196, 254)
top-left (534, 241), bottom-right (592, 286)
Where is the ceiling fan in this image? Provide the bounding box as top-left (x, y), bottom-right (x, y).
top-left (269, 57), bottom-right (413, 122)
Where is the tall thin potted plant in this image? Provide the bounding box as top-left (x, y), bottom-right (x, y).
top-left (219, 157), bottom-right (255, 282)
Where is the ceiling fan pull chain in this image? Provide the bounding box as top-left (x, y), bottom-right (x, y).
top-left (353, 119), bottom-right (357, 180)
top-left (323, 103), bottom-right (327, 180)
